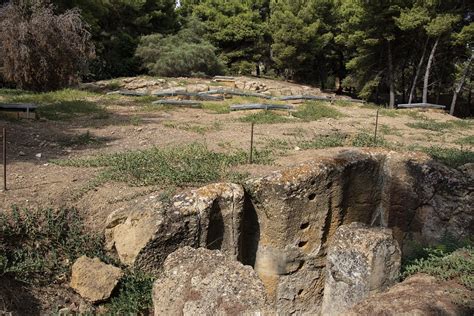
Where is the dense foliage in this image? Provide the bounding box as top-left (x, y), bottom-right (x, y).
top-left (135, 18), bottom-right (224, 77)
top-left (0, 0), bottom-right (95, 91)
top-left (0, 0), bottom-right (472, 114)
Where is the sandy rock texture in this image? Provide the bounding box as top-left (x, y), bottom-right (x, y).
top-left (320, 223), bottom-right (401, 315)
top-left (152, 247), bottom-right (270, 316)
top-left (70, 256), bottom-right (122, 303)
top-left (105, 183), bottom-right (244, 272)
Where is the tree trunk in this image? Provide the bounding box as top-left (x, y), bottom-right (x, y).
top-left (388, 41), bottom-right (395, 108)
top-left (450, 54), bottom-right (473, 116)
top-left (423, 37), bottom-right (439, 104)
top-left (409, 38), bottom-right (428, 104)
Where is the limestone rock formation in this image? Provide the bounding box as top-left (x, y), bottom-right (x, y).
top-left (70, 256), bottom-right (123, 303)
top-left (104, 148), bottom-right (472, 313)
top-left (347, 274), bottom-right (474, 315)
top-left (320, 223), bottom-right (401, 315)
top-left (244, 149), bottom-right (472, 314)
top-left (105, 183), bottom-right (245, 272)
top-left (152, 247), bottom-right (270, 315)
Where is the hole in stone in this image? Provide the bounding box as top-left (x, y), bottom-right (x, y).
top-left (310, 180), bottom-right (316, 186)
top-left (206, 200), bottom-right (224, 250)
top-left (300, 222), bottom-right (310, 229)
top-left (308, 193), bottom-right (316, 201)
top-left (298, 240), bottom-right (308, 248)
top-left (298, 289), bottom-right (304, 295)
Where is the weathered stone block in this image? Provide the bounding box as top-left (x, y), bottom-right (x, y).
top-left (105, 183), bottom-right (245, 272)
top-left (152, 247), bottom-right (270, 315)
top-left (320, 223), bottom-right (401, 315)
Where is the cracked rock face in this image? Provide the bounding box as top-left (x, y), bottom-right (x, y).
top-left (320, 223), bottom-right (401, 316)
top-left (105, 183), bottom-right (244, 272)
top-left (152, 247), bottom-right (270, 316)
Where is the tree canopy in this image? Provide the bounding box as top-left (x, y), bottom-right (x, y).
top-left (0, 0), bottom-right (473, 115)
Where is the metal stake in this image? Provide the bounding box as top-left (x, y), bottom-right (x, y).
top-left (3, 127), bottom-right (6, 191)
top-left (374, 109), bottom-right (379, 146)
top-left (249, 122), bottom-right (255, 164)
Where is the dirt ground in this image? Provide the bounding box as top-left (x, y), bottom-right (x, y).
top-left (0, 77), bottom-right (472, 232)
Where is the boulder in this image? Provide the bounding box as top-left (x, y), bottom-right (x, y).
top-left (70, 256), bottom-right (123, 303)
top-left (105, 183), bottom-right (245, 272)
top-left (320, 223), bottom-right (401, 315)
top-left (152, 247), bottom-right (270, 315)
top-left (347, 274), bottom-right (474, 315)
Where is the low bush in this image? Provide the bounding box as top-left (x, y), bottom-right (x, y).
top-left (421, 146), bottom-right (474, 168)
top-left (239, 111), bottom-right (291, 124)
top-left (299, 133), bottom-right (347, 149)
top-left (293, 101), bottom-right (342, 121)
top-left (351, 132), bottom-right (391, 148)
top-left (106, 271), bottom-right (155, 314)
top-left (406, 119), bottom-right (473, 132)
top-left (0, 207), bottom-right (106, 285)
top-left (403, 247), bottom-right (473, 290)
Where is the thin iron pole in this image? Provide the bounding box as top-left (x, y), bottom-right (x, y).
top-left (249, 122), bottom-right (255, 164)
top-left (3, 127), bottom-right (6, 191)
top-left (374, 109), bottom-right (379, 145)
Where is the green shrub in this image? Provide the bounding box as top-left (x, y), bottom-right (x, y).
top-left (136, 18), bottom-right (224, 77)
top-left (299, 133), bottom-right (347, 149)
top-left (0, 88), bottom-right (107, 120)
top-left (351, 132), bottom-right (391, 148)
top-left (58, 131), bottom-right (104, 147)
top-left (0, 207), bottom-right (106, 285)
top-left (407, 120), bottom-right (454, 131)
top-left (239, 111), bottom-right (291, 124)
top-left (106, 271), bottom-right (155, 315)
top-left (202, 102), bottom-right (230, 114)
top-left (403, 247), bottom-right (473, 290)
top-left (406, 119), bottom-right (473, 132)
top-left (421, 146), bottom-right (474, 168)
top-left (293, 101), bottom-right (342, 121)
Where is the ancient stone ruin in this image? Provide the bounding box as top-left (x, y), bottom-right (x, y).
top-left (101, 148), bottom-right (472, 314)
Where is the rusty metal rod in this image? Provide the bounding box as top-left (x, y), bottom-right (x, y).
top-left (3, 127), bottom-right (6, 191)
top-left (249, 122), bottom-right (255, 164)
top-left (374, 109), bottom-right (379, 145)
